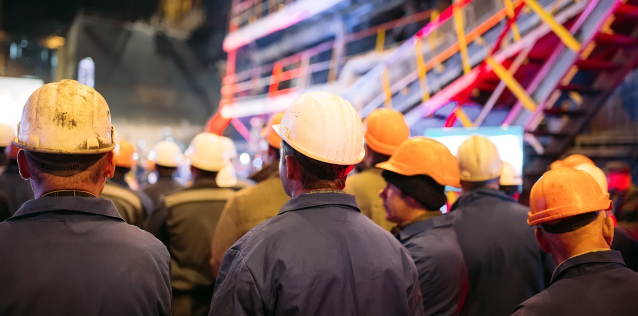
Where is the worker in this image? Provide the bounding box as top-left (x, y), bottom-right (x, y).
top-left (0, 80), bottom-right (171, 315)
top-left (100, 140), bottom-right (153, 226)
top-left (219, 136), bottom-right (254, 190)
top-left (146, 132), bottom-right (235, 316)
top-left (209, 92), bottom-right (424, 316)
top-left (499, 161), bottom-right (522, 200)
top-left (604, 161), bottom-right (638, 239)
top-left (344, 108), bottom-right (410, 231)
top-left (0, 142), bottom-right (34, 216)
top-left (572, 162), bottom-right (638, 272)
top-left (549, 153), bottom-right (594, 170)
top-left (451, 135), bottom-right (552, 316)
top-left (512, 167), bottom-right (638, 315)
top-left (378, 137), bottom-right (469, 316)
top-left (0, 124), bottom-right (14, 174)
top-left (210, 112), bottom-right (289, 277)
top-left (143, 140), bottom-right (184, 204)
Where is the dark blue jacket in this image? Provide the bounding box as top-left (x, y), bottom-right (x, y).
top-left (451, 189), bottom-right (553, 316)
top-left (209, 191), bottom-right (425, 316)
top-left (0, 196), bottom-right (172, 316)
top-left (512, 250), bottom-right (638, 315)
top-left (0, 161), bottom-right (34, 216)
top-left (396, 214), bottom-right (470, 316)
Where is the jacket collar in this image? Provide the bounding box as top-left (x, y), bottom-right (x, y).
top-left (550, 250), bottom-right (626, 285)
top-left (278, 190), bottom-right (360, 215)
top-left (450, 188), bottom-right (515, 211)
top-left (188, 178), bottom-right (219, 190)
top-left (8, 196), bottom-right (124, 221)
top-left (397, 213), bottom-right (454, 240)
top-left (1, 161), bottom-right (20, 175)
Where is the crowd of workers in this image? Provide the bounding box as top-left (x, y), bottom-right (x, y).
top-left (0, 79), bottom-right (637, 315)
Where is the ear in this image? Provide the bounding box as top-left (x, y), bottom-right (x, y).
top-left (602, 212), bottom-right (615, 247)
top-left (104, 151), bottom-right (116, 179)
top-left (284, 155), bottom-right (297, 181)
top-left (17, 149), bottom-right (31, 180)
top-left (535, 227), bottom-right (552, 254)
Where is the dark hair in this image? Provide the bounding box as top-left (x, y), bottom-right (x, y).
top-left (156, 164), bottom-right (177, 177)
top-left (25, 151), bottom-right (108, 185)
top-left (281, 141), bottom-right (348, 190)
top-left (460, 178), bottom-right (499, 191)
top-left (366, 144), bottom-right (391, 166)
top-left (269, 145), bottom-right (281, 160)
top-left (192, 167), bottom-right (219, 180)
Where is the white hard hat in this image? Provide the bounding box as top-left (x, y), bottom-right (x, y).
top-left (216, 164), bottom-right (238, 188)
top-left (14, 80), bottom-right (115, 154)
top-left (574, 162), bottom-right (608, 192)
top-left (186, 133), bottom-right (227, 172)
top-left (151, 141), bottom-right (183, 168)
top-left (500, 161), bottom-right (523, 186)
top-left (0, 123), bottom-right (15, 147)
top-left (457, 135), bottom-right (503, 182)
top-left (273, 92), bottom-right (365, 165)
top-left (220, 136), bottom-right (238, 159)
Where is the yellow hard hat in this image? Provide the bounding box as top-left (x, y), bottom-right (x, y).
top-left (114, 140), bottom-right (137, 168)
top-left (14, 80), bottom-right (115, 154)
top-left (261, 112), bottom-right (284, 149)
top-left (364, 108), bottom-right (409, 156)
top-left (529, 167), bottom-right (612, 226)
top-left (550, 154), bottom-right (594, 170)
top-left (377, 137), bottom-right (460, 187)
top-left (273, 92), bottom-right (364, 165)
top-left (457, 135), bottom-right (503, 182)
top-left (500, 161), bottom-right (522, 186)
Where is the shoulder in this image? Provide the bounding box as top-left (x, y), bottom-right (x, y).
top-left (511, 291), bottom-right (551, 316)
top-left (164, 188), bottom-right (235, 208)
top-left (116, 224), bottom-right (170, 258)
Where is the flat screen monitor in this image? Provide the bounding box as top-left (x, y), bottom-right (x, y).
top-left (0, 77), bottom-right (44, 134)
top-left (424, 126), bottom-right (524, 177)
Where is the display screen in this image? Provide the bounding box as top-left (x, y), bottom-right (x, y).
top-left (0, 77), bottom-right (44, 134)
top-left (424, 126), bottom-right (524, 176)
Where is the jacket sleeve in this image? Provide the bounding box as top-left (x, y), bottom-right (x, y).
top-left (401, 249), bottom-right (426, 316)
top-left (211, 196), bottom-right (245, 278)
top-left (144, 199), bottom-right (170, 246)
top-left (209, 249), bottom-right (264, 316)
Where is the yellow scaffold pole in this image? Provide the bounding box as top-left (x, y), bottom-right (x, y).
top-left (525, 0), bottom-right (581, 52)
top-left (415, 37), bottom-right (431, 102)
top-left (485, 57), bottom-right (538, 112)
top-left (382, 67), bottom-right (392, 108)
top-left (453, 3), bottom-right (471, 75)
top-left (504, 0), bottom-right (521, 41)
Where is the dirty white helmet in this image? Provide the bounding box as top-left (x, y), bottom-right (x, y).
top-left (457, 135), bottom-right (503, 182)
top-left (220, 136), bottom-right (238, 160)
top-left (500, 161), bottom-right (522, 186)
top-left (0, 123), bottom-right (15, 147)
top-left (151, 141), bottom-right (183, 168)
top-left (14, 80), bottom-right (115, 154)
top-left (186, 133), bottom-right (227, 172)
top-left (273, 92), bottom-right (365, 165)
top-left (574, 162), bottom-right (608, 192)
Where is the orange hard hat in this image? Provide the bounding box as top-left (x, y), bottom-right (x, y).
top-left (364, 108), bottom-right (409, 156)
top-left (550, 154), bottom-right (594, 170)
top-left (528, 167), bottom-right (612, 226)
top-left (4, 142), bottom-right (19, 160)
top-left (262, 112), bottom-right (284, 149)
top-left (376, 137), bottom-right (461, 187)
top-left (114, 140), bottom-right (137, 168)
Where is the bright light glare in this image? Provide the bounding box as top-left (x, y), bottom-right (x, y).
top-left (240, 153), bottom-right (250, 165)
top-left (253, 158), bottom-right (263, 168)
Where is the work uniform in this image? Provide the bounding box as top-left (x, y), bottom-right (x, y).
top-left (0, 191), bottom-right (10, 221)
top-left (210, 162), bottom-right (289, 276)
top-left (0, 160), bottom-right (34, 215)
top-left (611, 228), bottom-right (638, 272)
top-left (101, 180), bottom-right (150, 227)
top-left (344, 167), bottom-right (394, 231)
top-left (0, 193), bottom-right (172, 315)
top-left (143, 175), bottom-right (184, 204)
top-left (394, 212), bottom-right (469, 316)
top-left (512, 251), bottom-right (638, 315)
top-left (613, 185), bottom-right (638, 240)
top-left (210, 191), bottom-right (425, 316)
top-left (451, 188), bottom-right (552, 316)
top-left (147, 178), bottom-right (235, 316)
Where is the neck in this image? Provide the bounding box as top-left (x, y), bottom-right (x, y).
top-left (550, 239), bottom-right (611, 265)
top-left (399, 209), bottom-right (428, 226)
top-left (33, 181), bottom-right (105, 199)
top-left (291, 186), bottom-right (339, 199)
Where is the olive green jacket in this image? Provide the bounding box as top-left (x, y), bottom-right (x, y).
top-left (344, 168), bottom-right (394, 231)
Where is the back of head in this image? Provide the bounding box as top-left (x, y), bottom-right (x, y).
top-left (13, 80), bottom-right (115, 193)
top-left (274, 92), bottom-right (365, 191)
top-left (377, 137), bottom-right (460, 210)
top-left (529, 167), bottom-right (613, 257)
top-left (364, 108), bottom-right (409, 156)
top-left (457, 135), bottom-right (503, 190)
